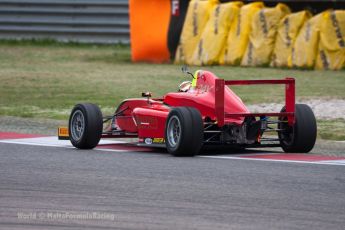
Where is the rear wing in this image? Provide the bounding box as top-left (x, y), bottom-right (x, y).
top-left (215, 78), bottom-right (295, 127)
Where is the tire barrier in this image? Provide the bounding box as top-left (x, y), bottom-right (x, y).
top-left (289, 12), bottom-right (324, 69)
top-left (241, 3), bottom-right (291, 67)
top-left (191, 1), bottom-right (243, 65)
top-left (223, 2), bottom-right (264, 65)
top-left (175, 0), bottom-right (218, 64)
top-left (271, 11), bottom-right (312, 68)
top-left (315, 10), bottom-right (345, 70)
top-left (173, 1), bottom-right (345, 70)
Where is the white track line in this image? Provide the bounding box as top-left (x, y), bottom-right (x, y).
top-left (0, 139), bottom-right (74, 148)
top-left (319, 159), bottom-right (345, 165)
top-left (0, 137), bottom-right (129, 152)
top-left (199, 155), bottom-right (345, 166)
top-left (0, 140), bottom-right (130, 153)
top-left (1, 137), bottom-right (345, 166)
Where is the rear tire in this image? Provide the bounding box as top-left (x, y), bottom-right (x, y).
top-left (278, 104), bottom-right (317, 153)
top-left (165, 107), bottom-right (203, 157)
top-left (69, 103), bottom-right (103, 149)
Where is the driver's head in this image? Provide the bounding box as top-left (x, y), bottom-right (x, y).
top-left (178, 81), bottom-right (192, 92)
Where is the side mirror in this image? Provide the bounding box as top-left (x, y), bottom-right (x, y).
top-left (181, 65), bottom-right (194, 79)
top-left (181, 65), bottom-right (189, 74)
top-left (142, 92), bottom-right (152, 97)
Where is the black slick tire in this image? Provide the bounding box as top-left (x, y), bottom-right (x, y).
top-left (165, 107), bottom-right (203, 157)
top-left (278, 104), bottom-right (317, 153)
top-left (69, 103), bottom-right (103, 149)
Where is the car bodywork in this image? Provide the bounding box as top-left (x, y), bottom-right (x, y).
top-left (60, 69), bottom-right (316, 156)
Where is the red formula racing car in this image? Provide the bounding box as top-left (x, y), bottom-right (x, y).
top-left (59, 68), bottom-right (317, 156)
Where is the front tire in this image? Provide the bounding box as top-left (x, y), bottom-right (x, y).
top-left (278, 104), bottom-right (317, 153)
top-left (165, 107), bottom-right (204, 157)
top-left (69, 103), bottom-right (103, 149)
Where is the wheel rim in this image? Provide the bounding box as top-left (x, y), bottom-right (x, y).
top-left (167, 115), bottom-right (181, 148)
top-left (70, 110), bottom-right (85, 141)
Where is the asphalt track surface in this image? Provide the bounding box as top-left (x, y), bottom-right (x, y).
top-left (1, 142), bottom-right (345, 230)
